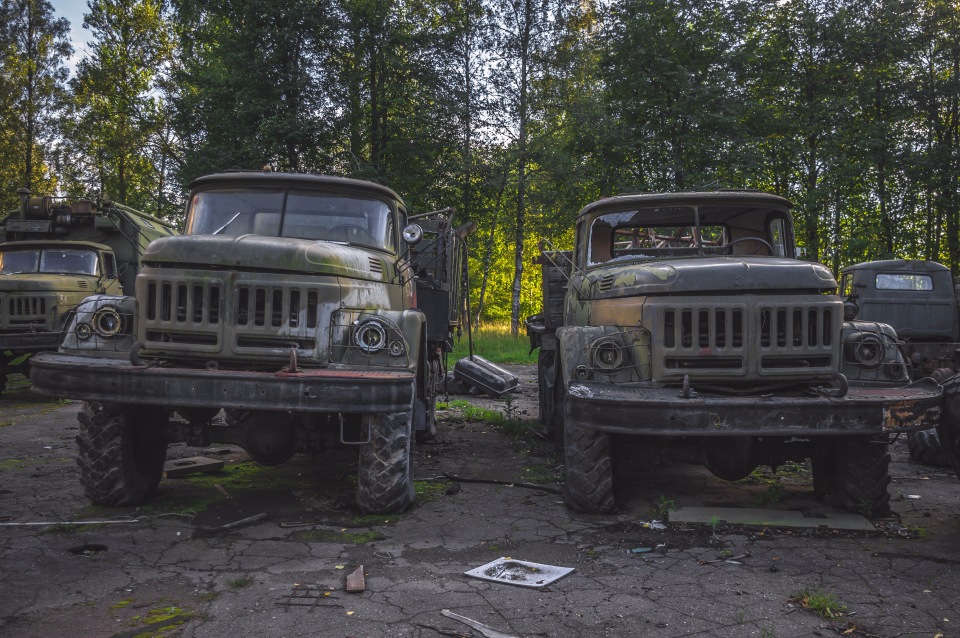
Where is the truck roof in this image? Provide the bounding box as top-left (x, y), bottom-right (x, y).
top-left (841, 259), bottom-right (951, 274)
top-left (0, 240), bottom-right (112, 252)
top-left (189, 172), bottom-right (405, 206)
top-left (576, 190), bottom-right (792, 219)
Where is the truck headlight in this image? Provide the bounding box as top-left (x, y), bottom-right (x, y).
top-left (93, 306), bottom-right (124, 338)
top-left (592, 337), bottom-right (625, 370)
top-left (354, 320), bottom-right (387, 353)
top-left (59, 294), bottom-right (137, 355)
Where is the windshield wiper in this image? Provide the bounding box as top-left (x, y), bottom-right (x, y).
top-left (213, 212), bottom-right (243, 235)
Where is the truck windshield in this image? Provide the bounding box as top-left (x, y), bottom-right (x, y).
top-left (186, 188), bottom-right (395, 252)
top-left (587, 205), bottom-right (785, 266)
top-left (0, 249), bottom-right (99, 275)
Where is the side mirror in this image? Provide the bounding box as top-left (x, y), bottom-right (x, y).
top-left (402, 224), bottom-right (423, 246)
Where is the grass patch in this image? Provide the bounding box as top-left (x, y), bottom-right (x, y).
top-left (521, 463), bottom-right (562, 484)
top-left (184, 461), bottom-right (299, 491)
top-left (790, 589), bottom-right (847, 618)
top-left (0, 458), bottom-right (26, 470)
top-left (438, 399), bottom-right (533, 439)
top-left (292, 529), bottom-right (385, 544)
top-left (415, 480), bottom-right (447, 504)
top-left (451, 322), bottom-right (534, 365)
top-left (228, 576), bottom-right (253, 588)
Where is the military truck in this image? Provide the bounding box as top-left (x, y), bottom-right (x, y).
top-left (30, 171), bottom-right (471, 514)
top-left (840, 259), bottom-right (960, 471)
top-left (0, 189), bottom-right (177, 393)
top-left (526, 191), bottom-right (945, 517)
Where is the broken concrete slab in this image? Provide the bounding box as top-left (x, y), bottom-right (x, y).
top-left (669, 506), bottom-right (876, 531)
top-left (345, 566), bottom-right (365, 593)
top-left (163, 456), bottom-right (225, 478)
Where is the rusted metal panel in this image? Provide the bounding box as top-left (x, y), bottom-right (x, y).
top-left (564, 378), bottom-right (942, 437)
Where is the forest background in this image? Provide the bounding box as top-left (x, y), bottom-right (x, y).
top-left (2, 0), bottom-right (959, 333)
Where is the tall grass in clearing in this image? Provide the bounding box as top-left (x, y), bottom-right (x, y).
top-left (450, 321), bottom-right (535, 365)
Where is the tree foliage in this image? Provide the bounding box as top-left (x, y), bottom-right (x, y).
top-left (6, 0), bottom-right (960, 321)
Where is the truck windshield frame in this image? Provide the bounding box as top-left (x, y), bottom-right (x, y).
top-left (185, 187), bottom-right (397, 253)
top-left (584, 204), bottom-right (789, 267)
top-left (0, 248), bottom-right (99, 276)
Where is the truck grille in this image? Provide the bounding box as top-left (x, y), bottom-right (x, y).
top-left (139, 274), bottom-right (331, 355)
top-left (1, 295), bottom-right (50, 329)
top-left (653, 298), bottom-right (840, 380)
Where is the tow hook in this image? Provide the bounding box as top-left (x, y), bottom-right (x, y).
top-left (679, 374), bottom-right (698, 399)
top-left (817, 373), bottom-right (849, 398)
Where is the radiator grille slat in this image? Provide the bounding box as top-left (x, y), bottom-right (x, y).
top-left (657, 300), bottom-right (838, 377)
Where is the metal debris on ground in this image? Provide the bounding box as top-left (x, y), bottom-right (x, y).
top-left (440, 609), bottom-right (520, 638)
top-left (670, 506), bottom-right (876, 531)
top-left (698, 553), bottom-right (752, 565)
top-left (193, 512), bottom-right (267, 538)
top-left (629, 547), bottom-right (653, 554)
top-left (163, 456), bottom-right (225, 478)
top-left (0, 518), bottom-right (139, 527)
top-left (464, 557), bottom-right (574, 588)
top-left (275, 585), bottom-right (340, 608)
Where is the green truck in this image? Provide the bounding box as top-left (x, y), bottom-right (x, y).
top-left (29, 171), bottom-right (471, 514)
top-left (0, 189), bottom-right (176, 393)
top-left (527, 190), bottom-right (947, 517)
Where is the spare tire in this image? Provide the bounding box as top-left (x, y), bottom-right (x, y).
top-left (906, 429), bottom-right (952, 468)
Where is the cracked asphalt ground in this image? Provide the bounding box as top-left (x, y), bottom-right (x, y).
top-left (1, 365), bottom-right (959, 638)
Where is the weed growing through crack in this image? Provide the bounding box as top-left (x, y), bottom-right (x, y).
top-left (229, 576), bottom-right (253, 588)
top-left (708, 515), bottom-right (721, 541)
top-left (760, 625), bottom-right (776, 638)
top-left (755, 481), bottom-right (786, 505)
top-left (790, 588), bottom-right (847, 618)
top-left (652, 495), bottom-right (675, 519)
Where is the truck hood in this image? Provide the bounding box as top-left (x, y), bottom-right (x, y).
top-left (142, 235), bottom-right (391, 281)
top-left (585, 257), bottom-right (837, 298)
top-left (0, 273), bottom-right (100, 293)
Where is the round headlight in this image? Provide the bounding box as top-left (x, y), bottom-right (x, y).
top-left (388, 340), bottom-right (405, 357)
top-left (592, 338), bottom-right (624, 370)
top-left (853, 335), bottom-right (883, 368)
top-left (354, 320), bottom-right (387, 353)
top-left (75, 322), bottom-right (93, 340)
top-left (93, 306), bottom-right (124, 338)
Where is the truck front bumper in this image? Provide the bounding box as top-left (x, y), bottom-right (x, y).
top-left (0, 331), bottom-right (60, 352)
top-left (565, 378), bottom-right (942, 436)
top-left (29, 353), bottom-right (416, 413)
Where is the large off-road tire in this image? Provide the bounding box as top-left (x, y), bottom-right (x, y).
top-left (564, 416), bottom-right (616, 513)
top-left (357, 408), bottom-right (415, 514)
top-left (937, 374), bottom-right (960, 475)
top-left (537, 349), bottom-right (557, 435)
top-left (819, 435), bottom-right (891, 518)
top-left (76, 402), bottom-right (168, 506)
top-left (906, 429), bottom-right (952, 468)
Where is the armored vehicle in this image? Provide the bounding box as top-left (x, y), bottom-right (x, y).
top-left (840, 259), bottom-right (960, 471)
top-left (30, 171), bottom-right (471, 514)
top-left (526, 191), bottom-right (945, 516)
top-left (0, 190), bottom-right (176, 393)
